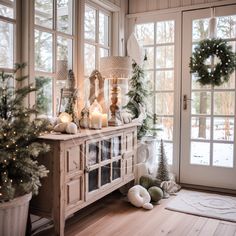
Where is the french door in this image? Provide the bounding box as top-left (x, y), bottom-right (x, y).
top-left (180, 5), bottom-right (236, 189)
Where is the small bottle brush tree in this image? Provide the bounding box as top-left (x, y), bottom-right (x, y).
top-left (0, 63), bottom-right (50, 202)
top-left (156, 140), bottom-right (170, 182)
top-left (124, 59), bottom-right (151, 139)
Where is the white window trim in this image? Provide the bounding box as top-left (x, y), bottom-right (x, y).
top-left (22, 0), bottom-right (77, 115)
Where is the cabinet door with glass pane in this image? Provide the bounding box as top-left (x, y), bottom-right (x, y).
top-left (85, 133), bottom-right (123, 200)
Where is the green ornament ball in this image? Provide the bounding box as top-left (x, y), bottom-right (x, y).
top-left (140, 175), bottom-right (161, 190)
top-left (148, 186), bottom-right (163, 203)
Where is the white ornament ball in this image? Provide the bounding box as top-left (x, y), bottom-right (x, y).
top-left (66, 122), bottom-right (78, 134)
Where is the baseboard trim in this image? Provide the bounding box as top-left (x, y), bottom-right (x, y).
top-left (180, 183), bottom-right (236, 195)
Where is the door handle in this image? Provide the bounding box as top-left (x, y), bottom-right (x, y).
top-left (183, 95), bottom-right (192, 110)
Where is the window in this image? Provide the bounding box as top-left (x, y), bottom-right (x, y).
top-left (84, 3), bottom-right (111, 102)
top-left (34, 0), bottom-right (75, 116)
top-left (135, 20), bottom-right (176, 165)
top-left (0, 0), bottom-right (16, 70)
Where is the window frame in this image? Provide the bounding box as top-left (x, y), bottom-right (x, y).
top-left (0, 0), bottom-right (19, 73)
top-left (32, 0), bottom-right (77, 116)
top-left (83, 0), bottom-right (112, 104)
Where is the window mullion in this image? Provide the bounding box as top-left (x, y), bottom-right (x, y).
top-left (96, 8), bottom-right (99, 69)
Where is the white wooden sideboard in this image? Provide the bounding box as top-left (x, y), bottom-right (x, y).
top-left (30, 123), bottom-right (138, 236)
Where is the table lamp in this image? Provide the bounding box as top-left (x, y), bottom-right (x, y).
top-left (100, 56), bottom-right (131, 126)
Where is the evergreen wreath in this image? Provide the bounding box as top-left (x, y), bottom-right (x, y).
top-left (189, 38), bottom-right (236, 86)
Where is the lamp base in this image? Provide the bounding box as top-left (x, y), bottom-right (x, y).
top-left (108, 116), bottom-right (123, 126)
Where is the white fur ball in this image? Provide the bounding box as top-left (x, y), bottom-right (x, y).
top-left (66, 122), bottom-right (78, 134)
top-left (128, 185), bottom-right (151, 209)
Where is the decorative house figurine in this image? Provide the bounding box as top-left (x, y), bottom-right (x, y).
top-left (80, 101), bottom-right (90, 129)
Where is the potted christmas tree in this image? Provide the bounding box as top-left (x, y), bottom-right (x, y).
top-left (0, 63), bottom-right (50, 235)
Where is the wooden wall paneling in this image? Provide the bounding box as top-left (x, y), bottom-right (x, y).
top-left (157, 0), bottom-right (169, 10)
top-left (136, 0), bottom-right (147, 13)
top-left (147, 0), bottom-right (157, 11)
top-left (170, 0), bottom-right (181, 8)
top-left (192, 0), bottom-right (206, 5)
top-left (182, 0), bottom-right (193, 6)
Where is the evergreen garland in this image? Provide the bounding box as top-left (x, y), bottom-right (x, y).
top-left (190, 38), bottom-right (236, 86)
top-left (156, 140), bottom-right (170, 182)
top-left (0, 64), bottom-right (50, 202)
top-left (123, 60), bottom-right (152, 139)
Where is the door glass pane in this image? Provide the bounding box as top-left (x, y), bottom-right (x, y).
top-left (156, 92), bottom-right (174, 115)
top-left (0, 21), bottom-right (13, 68)
top-left (156, 46), bottom-right (174, 69)
top-left (156, 117), bottom-right (173, 140)
top-left (135, 23), bottom-right (154, 45)
top-left (164, 142), bottom-right (173, 165)
top-left (84, 5), bottom-right (96, 41)
top-left (99, 12), bottom-right (109, 46)
top-left (156, 70), bottom-right (174, 90)
top-left (88, 142), bottom-right (99, 166)
top-left (217, 15), bottom-right (236, 39)
top-left (146, 71), bottom-right (154, 89)
top-left (101, 139), bottom-right (111, 161)
top-left (192, 74), bottom-right (211, 90)
top-left (191, 117), bottom-right (211, 140)
top-left (36, 76), bottom-right (53, 116)
top-left (143, 46), bottom-right (154, 69)
top-left (57, 0), bottom-right (73, 34)
top-left (57, 36), bottom-right (72, 79)
top-left (35, 30), bottom-right (53, 72)
top-left (191, 142), bottom-right (210, 165)
top-left (213, 117), bottom-right (234, 141)
top-left (101, 164), bottom-right (111, 186)
top-left (35, 0), bottom-right (53, 28)
top-left (214, 91), bottom-right (234, 115)
top-left (156, 20), bottom-right (174, 43)
top-left (0, 4), bottom-right (14, 18)
top-left (84, 43), bottom-right (95, 76)
top-left (112, 160), bottom-right (121, 180)
top-left (192, 18), bottom-right (209, 42)
top-left (213, 143), bottom-right (233, 168)
top-left (191, 92), bottom-right (211, 115)
top-left (214, 72), bottom-right (235, 90)
top-left (89, 169), bottom-right (98, 192)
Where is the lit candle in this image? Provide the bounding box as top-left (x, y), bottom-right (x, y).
top-left (102, 114), bottom-right (108, 127)
top-left (90, 111), bottom-right (102, 129)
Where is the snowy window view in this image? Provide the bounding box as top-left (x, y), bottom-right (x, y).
top-left (34, 0), bottom-right (74, 116)
top-left (190, 16), bottom-right (236, 168)
top-left (84, 4), bottom-right (111, 103)
top-left (135, 21), bottom-right (175, 165)
top-left (0, 1), bottom-right (15, 69)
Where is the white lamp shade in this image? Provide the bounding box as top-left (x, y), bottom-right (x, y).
top-left (100, 56), bottom-right (132, 79)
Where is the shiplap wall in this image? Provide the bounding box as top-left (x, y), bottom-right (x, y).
top-left (129, 0), bottom-right (226, 13)
top-left (109, 0), bottom-right (122, 6)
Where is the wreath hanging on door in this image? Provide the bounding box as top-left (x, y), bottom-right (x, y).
top-left (189, 38), bottom-right (236, 86)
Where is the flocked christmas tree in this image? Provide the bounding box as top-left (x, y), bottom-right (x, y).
top-left (0, 63), bottom-right (50, 202)
top-left (123, 58), bottom-right (152, 139)
top-left (156, 140), bottom-right (170, 182)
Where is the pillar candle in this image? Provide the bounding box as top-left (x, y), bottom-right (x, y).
top-left (102, 114), bottom-right (108, 127)
top-left (90, 111), bottom-right (102, 129)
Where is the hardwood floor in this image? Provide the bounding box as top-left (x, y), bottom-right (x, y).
top-left (33, 190), bottom-right (236, 236)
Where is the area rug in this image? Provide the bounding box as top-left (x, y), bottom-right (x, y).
top-left (166, 190), bottom-right (236, 222)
